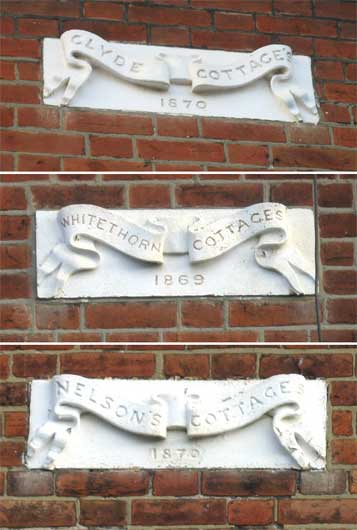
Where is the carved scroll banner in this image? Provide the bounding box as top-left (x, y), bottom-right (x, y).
top-left (36, 204), bottom-right (315, 298)
top-left (26, 376), bottom-right (326, 470)
top-left (43, 30), bottom-right (319, 123)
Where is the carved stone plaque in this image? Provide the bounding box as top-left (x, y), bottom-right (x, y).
top-left (26, 376), bottom-right (326, 470)
top-left (36, 204), bottom-right (315, 298)
top-left (43, 30), bottom-right (319, 123)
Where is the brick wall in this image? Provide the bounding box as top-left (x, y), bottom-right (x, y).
top-left (0, 0), bottom-right (356, 171)
top-left (0, 344), bottom-right (356, 528)
top-left (1, 174), bottom-right (356, 342)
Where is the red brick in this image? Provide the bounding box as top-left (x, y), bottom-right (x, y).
top-left (316, 38), bottom-right (356, 59)
top-left (320, 213), bottom-right (357, 237)
top-left (340, 21), bottom-right (357, 39)
top-left (7, 471), bottom-right (53, 496)
top-left (18, 107), bottom-right (60, 129)
top-left (257, 15), bottom-right (337, 37)
top-left (86, 302), bottom-right (177, 328)
top-left (129, 184), bottom-right (171, 207)
top-left (60, 353), bottom-right (155, 378)
top-left (164, 354), bottom-right (209, 378)
top-left (0, 84), bottom-right (40, 104)
top-left (31, 184), bottom-right (124, 208)
top-left (0, 441), bottom-right (24, 466)
top-left (192, 1), bottom-right (273, 13)
top-left (0, 500), bottom-right (76, 527)
top-left (176, 183), bottom-right (263, 206)
top-left (260, 353), bottom-right (352, 378)
top-left (270, 181), bottom-right (313, 206)
top-left (1, 131), bottom-right (84, 155)
top-left (157, 116), bottom-right (199, 138)
top-left (315, 60), bottom-right (344, 80)
top-left (137, 139), bottom-right (225, 162)
top-left (90, 135), bottom-right (133, 158)
top-left (274, 0), bottom-right (312, 15)
top-left (211, 353), bottom-right (256, 378)
top-left (1, 0), bottom-right (80, 16)
top-left (17, 61), bottom-right (41, 81)
top-left (0, 60), bottom-right (16, 80)
top-left (0, 105), bottom-right (14, 126)
top-left (80, 499), bottom-right (126, 526)
top-left (36, 304), bottom-right (80, 329)
top-left (272, 145), bottom-right (356, 170)
top-left (0, 273), bottom-right (30, 298)
top-left (192, 29), bottom-right (271, 51)
top-left (288, 125), bottom-right (331, 145)
top-left (0, 215), bottom-right (30, 240)
top-left (230, 299), bottom-right (317, 327)
top-left (56, 470), bottom-right (149, 496)
top-left (331, 381), bottom-right (357, 406)
top-left (229, 499), bottom-right (274, 525)
top-left (350, 470), bottom-right (357, 493)
top-left (202, 119), bottom-right (285, 142)
top-left (63, 19), bottom-right (146, 42)
top-left (129, 5), bottom-right (211, 26)
top-left (333, 126), bottom-right (357, 147)
top-left (315, 0), bottom-right (356, 20)
top-left (0, 37), bottom-right (40, 58)
top-left (324, 82), bottom-right (357, 103)
top-left (332, 410), bottom-right (353, 436)
top-left (318, 182), bottom-right (353, 207)
top-left (4, 411), bottom-right (27, 437)
top-left (324, 270), bottom-right (357, 294)
top-left (65, 110), bottom-right (153, 135)
top-left (0, 354), bottom-right (9, 378)
top-left (17, 18), bottom-right (58, 36)
top-left (203, 470), bottom-right (296, 496)
top-left (0, 472), bottom-right (4, 495)
top-left (0, 382), bottom-right (27, 406)
top-left (151, 25), bottom-right (190, 45)
top-left (182, 300), bottom-right (223, 327)
top-left (321, 103), bottom-right (351, 123)
top-left (0, 16), bottom-right (15, 34)
top-left (275, 34), bottom-right (313, 54)
top-left (12, 353), bottom-right (57, 378)
top-left (153, 471), bottom-right (199, 496)
top-left (228, 144), bottom-right (269, 166)
top-left (63, 157), bottom-right (152, 172)
top-left (327, 299), bottom-right (357, 324)
top-left (346, 62), bottom-right (357, 81)
top-left (83, 1), bottom-right (124, 20)
top-left (0, 303), bottom-right (31, 329)
top-left (278, 499), bottom-right (357, 524)
top-left (164, 329), bottom-right (259, 342)
top-left (132, 499), bottom-right (226, 525)
top-left (0, 186), bottom-right (27, 210)
top-left (321, 241), bottom-right (354, 266)
top-left (0, 153), bottom-right (14, 171)
top-left (215, 12), bottom-right (254, 31)
top-left (18, 154), bottom-right (61, 172)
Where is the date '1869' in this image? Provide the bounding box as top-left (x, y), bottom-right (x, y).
top-left (154, 274), bottom-right (205, 286)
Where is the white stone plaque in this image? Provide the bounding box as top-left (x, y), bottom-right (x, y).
top-left (36, 204), bottom-right (316, 298)
top-left (43, 30), bottom-right (319, 123)
top-left (26, 376), bottom-right (326, 470)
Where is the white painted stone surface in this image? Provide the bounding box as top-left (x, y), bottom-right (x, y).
top-left (26, 376), bottom-right (326, 470)
top-left (36, 205), bottom-right (316, 298)
top-left (43, 31), bottom-right (319, 123)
